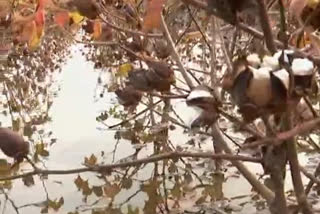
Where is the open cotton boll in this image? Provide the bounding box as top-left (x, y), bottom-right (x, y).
top-left (291, 58), bottom-right (314, 76)
top-left (261, 55), bottom-right (279, 70)
top-left (273, 50), bottom-right (294, 64)
top-left (187, 87), bottom-right (212, 102)
top-left (246, 67), bottom-right (273, 106)
top-left (246, 53), bottom-right (261, 68)
top-left (272, 69), bottom-right (289, 90)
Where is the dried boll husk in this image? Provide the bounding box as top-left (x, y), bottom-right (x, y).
top-left (230, 67), bottom-right (252, 106)
top-left (270, 69), bottom-right (290, 106)
top-left (273, 50), bottom-right (294, 64)
top-left (115, 85), bottom-right (142, 108)
top-left (146, 60), bottom-right (173, 79)
top-left (145, 69), bottom-right (174, 92)
top-left (128, 69), bottom-right (154, 92)
top-left (186, 85), bottom-right (219, 110)
top-left (0, 128), bottom-right (29, 163)
top-left (187, 86), bottom-right (219, 129)
top-left (190, 111), bottom-right (219, 130)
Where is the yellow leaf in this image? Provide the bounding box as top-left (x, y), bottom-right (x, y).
top-left (118, 63), bottom-right (133, 77)
top-left (69, 11), bottom-right (84, 24)
top-left (28, 21), bottom-right (41, 50)
top-left (307, 0), bottom-right (320, 8)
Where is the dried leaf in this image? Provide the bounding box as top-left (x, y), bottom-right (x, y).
top-left (82, 180), bottom-right (92, 196)
top-left (69, 11), bottom-right (84, 24)
top-left (143, 0), bottom-right (166, 31)
top-left (104, 183), bottom-right (121, 198)
top-left (92, 186), bottom-right (103, 197)
top-left (54, 11), bottom-right (70, 27)
top-left (74, 175), bottom-right (83, 190)
top-left (117, 63), bottom-right (133, 77)
top-left (84, 154), bottom-right (97, 166)
top-left (92, 19), bottom-right (102, 40)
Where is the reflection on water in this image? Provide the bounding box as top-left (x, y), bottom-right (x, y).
top-left (5, 46), bottom-right (139, 213)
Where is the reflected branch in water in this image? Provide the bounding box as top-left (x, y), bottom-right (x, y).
top-left (1, 189), bottom-right (19, 214)
top-left (106, 100), bottom-right (162, 129)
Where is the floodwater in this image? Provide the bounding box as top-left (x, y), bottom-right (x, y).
top-left (0, 45), bottom-right (315, 214)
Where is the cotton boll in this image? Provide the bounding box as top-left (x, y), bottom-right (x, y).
top-left (292, 58), bottom-right (314, 92)
top-left (270, 69), bottom-right (290, 107)
top-left (246, 67), bottom-right (273, 106)
top-left (187, 87), bottom-right (213, 101)
top-left (273, 50), bottom-right (294, 64)
top-left (291, 58), bottom-right (314, 76)
top-left (272, 69), bottom-right (289, 91)
top-left (246, 53), bottom-right (261, 68)
top-left (261, 55), bottom-right (279, 70)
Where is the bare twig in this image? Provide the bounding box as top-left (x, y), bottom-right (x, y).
top-left (0, 152), bottom-right (261, 182)
top-left (107, 100), bottom-right (162, 129)
top-left (284, 113), bottom-right (313, 214)
top-left (160, 14), bottom-right (195, 89)
top-left (99, 15), bottom-right (162, 38)
top-left (242, 118), bottom-right (320, 149)
top-left (211, 123), bottom-right (275, 202)
top-left (256, 0), bottom-right (276, 53)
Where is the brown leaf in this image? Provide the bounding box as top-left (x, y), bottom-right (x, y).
top-left (104, 183), bottom-right (121, 198)
top-left (84, 154), bottom-right (97, 166)
top-left (143, 0), bottom-right (166, 31)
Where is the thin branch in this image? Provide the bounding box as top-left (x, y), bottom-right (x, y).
top-left (300, 165), bottom-right (320, 186)
top-left (284, 113), bottom-right (313, 214)
top-left (99, 15), bottom-right (162, 38)
top-left (186, 6), bottom-right (211, 50)
top-left (107, 100), bottom-right (162, 129)
top-left (0, 152), bottom-right (261, 182)
top-left (242, 118), bottom-right (320, 149)
top-left (256, 0), bottom-right (276, 53)
top-left (160, 14), bottom-right (195, 89)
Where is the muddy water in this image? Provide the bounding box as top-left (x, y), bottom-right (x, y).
top-left (2, 46), bottom-right (141, 213)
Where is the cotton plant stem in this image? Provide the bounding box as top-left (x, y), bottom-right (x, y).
top-left (266, 144), bottom-right (288, 214)
top-left (160, 14), bottom-right (195, 89)
top-left (284, 113), bottom-right (313, 214)
top-left (211, 123), bottom-right (275, 202)
top-left (210, 17), bottom-right (223, 170)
